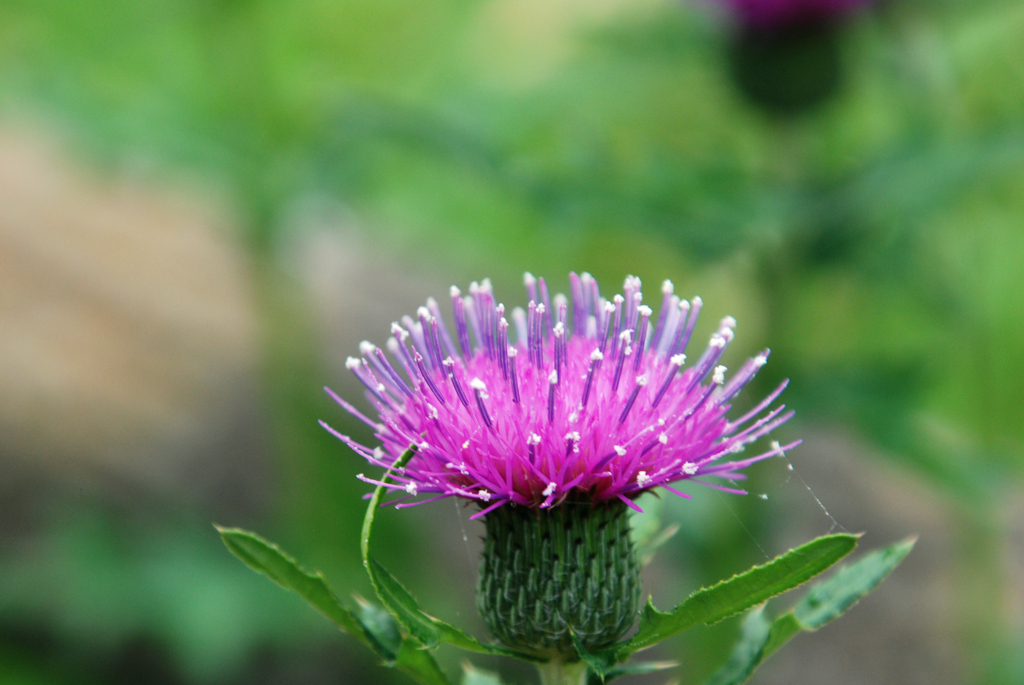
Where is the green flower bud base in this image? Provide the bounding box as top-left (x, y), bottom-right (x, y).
top-left (476, 499), bottom-right (641, 659)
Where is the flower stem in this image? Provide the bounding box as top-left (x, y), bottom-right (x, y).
top-left (536, 660), bottom-right (588, 685)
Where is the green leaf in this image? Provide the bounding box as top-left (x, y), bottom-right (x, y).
top-left (361, 444), bottom-right (543, 662)
top-left (619, 533), bottom-right (859, 658)
top-left (461, 662), bottom-right (505, 685)
top-left (590, 661), bottom-right (679, 684)
top-left (434, 618), bottom-right (545, 662)
top-left (704, 608), bottom-right (772, 685)
top-left (361, 445), bottom-right (419, 563)
top-left (360, 446), bottom-right (440, 648)
top-left (571, 628), bottom-right (619, 681)
top-left (354, 594), bottom-right (404, 657)
top-left (370, 546), bottom-right (542, 660)
top-left (396, 639), bottom-right (455, 685)
top-left (217, 525), bottom-right (455, 684)
top-left (368, 556), bottom-right (441, 649)
top-left (760, 612), bottom-right (802, 660)
top-left (573, 628), bottom-right (678, 684)
top-left (215, 526), bottom-right (390, 659)
top-left (703, 537), bottom-right (916, 685)
top-left (790, 536), bottom-right (917, 631)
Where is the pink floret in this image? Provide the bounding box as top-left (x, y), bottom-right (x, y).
top-left (324, 274), bottom-right (799, 519)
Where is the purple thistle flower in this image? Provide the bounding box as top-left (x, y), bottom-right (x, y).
top-left (720, 0), bottom-right (873, 29)
top-left (323, 274), bottom-right (799, 521)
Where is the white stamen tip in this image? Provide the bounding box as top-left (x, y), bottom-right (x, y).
top-left (386, 338), bottom-right (400, 352)
top-left (405, 482), bottom-right (418, 496)
top-left (731, 443), bottom-right (745, 453)
top-left (636, 471), bottom-right (652, 487)
top-left (679, 300), bottom-right (690, 312)
top-left (470, 378), bottom-right (487, 391)
top-left (359, 341), bottom-right (376, 355)
top-left (553, 322), bottom-right (565, 337)
top-left (568, 412), bottom-right (578, 424)
top-left (682, 462), bottom-right (699, 475)
top-left (710, 334), bottom-right (726, 349)
top-left (657, 418), bottom-right (665, 425)
top-left (478, 489), bottom-right (491, 502)
top-left (754, 353), bottom-right (768, 367)
top-left (636, 374), bottom-right (648, 386)
top-left (542, 482), bottom-right (557, 497)
top-left (417, 306), bottom-right (431, 320)
top-left (524, 272), bottom-right (536, 286)
top-left (549, 370), bottom-right (558, 384)
top-left (693, 296), bottom-right (703, 306)
top-left (619, 330), bottom-right (633, 343)
top-left (771, 440), bottom-right (782, 452)
top-left (443, 356), bottom-right (455, 367)
top-left (427, 404), bottom-right (439, 419)
top-left (662, 280), bottom-right (674, 295)
top-left (614, 445), bottom-right (627, 456)
top-left (591, 349), bottom-right (604, 361)
top-left (373, 447), bottom-right (383, 458)
top-left (462, 441), bottom-right (470, 449)
top-left (634, 292), bottom-right (643, 303)
top-left (658, 433), bottom-right (668, 444)
top-left (713, 365), bottom-right (727, 385)
top-left (758, 494), bottom-right (769, 500)
top-left (450, 285), bottom-right (461, 297)
top-left (604, 301), bottom-right (616, 314)
top-left (722, 316), bottom-right (737, 328)
top-left (614, 294), bottom-right (625, 305)
top-left (671, 353), bottom-right (687, 366)
top-left (528, 433), bottom-right (542, 445)
top-left (638, 305), bottom-right (653, 317)
top-left (537, 304), bottom-right (546, 314)
top-left (722, 328), bottom-right (735, 342)
top-left (508, 346), bottom-right (518, 357)
top-left (345, 357), bottom-right (362, 370)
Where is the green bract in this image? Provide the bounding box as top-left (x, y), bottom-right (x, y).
top-left (477, 500), bottom-right (640, 658)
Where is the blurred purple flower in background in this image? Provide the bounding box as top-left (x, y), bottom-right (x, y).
top-left (323, 274), bottom-right (797, 519)
top-left (722, 0), bottom-right (874, 29)
top-left (712, 0), bottom-right (877, 112)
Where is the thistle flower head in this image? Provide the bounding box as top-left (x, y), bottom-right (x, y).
top-left (324, 273), bottom-right (798, 520)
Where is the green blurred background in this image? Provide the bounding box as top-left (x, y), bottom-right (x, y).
top-left (0, 0), bottom-right (1022, 683)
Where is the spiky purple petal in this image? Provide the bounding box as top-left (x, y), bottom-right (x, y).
top-left (326, 273), bottom-right (797, 511)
